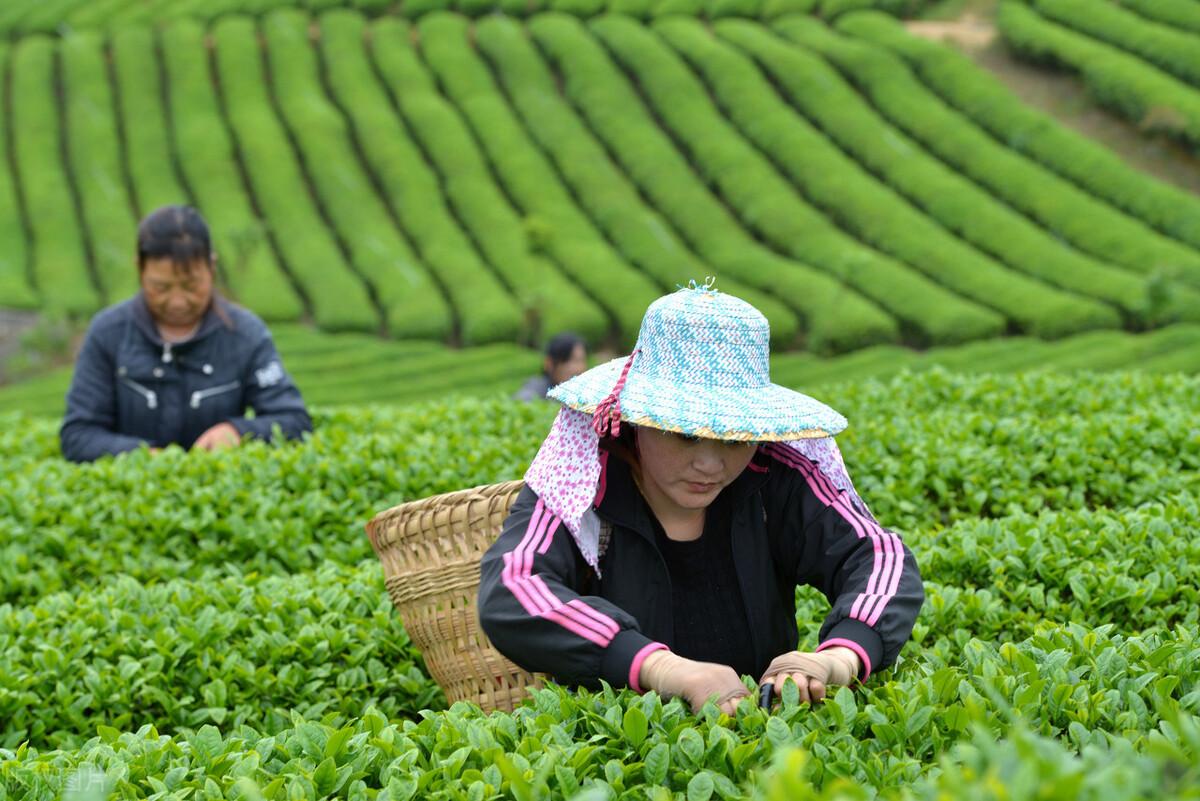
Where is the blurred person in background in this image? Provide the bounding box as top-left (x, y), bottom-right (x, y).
top-left (514, 331), bottom-right (588, 402)
top-left (60, 205), bottom-right (311, 463)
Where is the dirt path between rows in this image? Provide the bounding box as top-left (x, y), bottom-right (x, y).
top-left (904, 14), bottom-right (1200, 196)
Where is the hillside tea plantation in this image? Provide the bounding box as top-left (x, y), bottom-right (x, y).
top-left (4, 5), bottom-right (1200, 356)
top-left (2, 371), bottom-right (1198, 799)
top-left (3, 0), bottom-right (1200, 796)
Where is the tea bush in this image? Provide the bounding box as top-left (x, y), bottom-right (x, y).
top-left (839, 11), bottom-right (1200, 254)
top-left (156, 21), bottom-right (306, 323)
top-left (774, 14), bottom-right (1200, 284)
top-left (2, 359), bottom-right (1198, 798)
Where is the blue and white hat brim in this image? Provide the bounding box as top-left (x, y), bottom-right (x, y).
top-left (547, 356), bottom-right (847, 442)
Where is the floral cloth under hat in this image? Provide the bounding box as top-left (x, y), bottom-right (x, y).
top-left (527, 283), bottom-right (877, 573)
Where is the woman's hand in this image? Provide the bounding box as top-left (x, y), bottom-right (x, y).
top-left (759, 647), bottom-right (861, 704)
top-left (639, 650), bottom-right (749, 715)
top-left (193, 422), bottom-right (241, 451)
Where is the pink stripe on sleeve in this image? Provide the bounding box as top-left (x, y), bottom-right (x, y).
top-left (504, 498), bottom-right (546, 584)
top-left (765, 444), bottom-right (905, 630)
top-left (817, 638), bottom-right (872, 680)
top-left (525, 535), bottom-right (620, 639)
top-left (526, 574), bottom-right (616, 639)
top-left (849, 537), bottom-right (885, 620)
top-left (500, 499), bottom-right (547, 613)
top-left (524, 501), bottom-right (556, 566)
top-left (542, 609), bottom-right (611, 647)
top-left (566, 598), bottom-right (621, 637)
top-left (866, 538), bottom-right (906, 626)
top-left (526, 510), bottom-right (621, 637)
top-left (782, 447), bottom-right (902, 625)
top-left (629, 642), bottom-right (669, 693)
top-left (864, 538), bottom-right (898, 623)
top-left (501, 551), bottom-right (544, 617)
top-left (500, 497), bottom-right (623, 649)
top-left (536, 509), bottom-right (561, 555)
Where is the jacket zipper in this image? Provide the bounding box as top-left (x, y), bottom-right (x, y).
top-left (190, 380), bottom-right (240, 409)
top-left (120, 377), bottom-right (158, 410)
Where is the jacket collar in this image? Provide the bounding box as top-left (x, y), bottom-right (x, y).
top-left (131, 293), bottom-right (231, 347)
top-left (594, 445), bottom-right (773, 537)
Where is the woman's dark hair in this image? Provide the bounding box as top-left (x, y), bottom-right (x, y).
top-left (137, 204), bottom-right (232, 327)
top-left (137, 205), bottom-right (213, 273)
top-left (544, 332), bottom-right (586, 367)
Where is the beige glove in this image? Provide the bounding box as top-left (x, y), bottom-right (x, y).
top-left (639, 650), bottom-right (750, 715)
top-left (759, 647), bottom-right (862, 705)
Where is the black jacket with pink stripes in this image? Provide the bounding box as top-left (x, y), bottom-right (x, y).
top-left (477, 443), bottom-right (924, 693)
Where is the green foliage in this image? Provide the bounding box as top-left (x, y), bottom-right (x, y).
top-left (913, 498), bottom-right (1200, 640)
top-left (297, 342), bottom-right (543, 405)
top-left (1137, 342), bottom-right (1200, 374)
top-left (0, 0), bottom-right (931, 31)
top-left (210, 15), bottom-right (379, 332)
top-left (762, 0), bottom-right (818, 16)
top-left (324, 11), bottom-right (549, 345)
top-left (1032, 0), bottom-right (1200, 89)
top-left (588, 14), bottom-right (1005, 347)
top-left (756, 719), bottom-right (1200, 801)
top-left (3, 370), bottom-right (1198, 604)
top-left (59, 31), bottom-right (140, 305)
top-left (319, 10), bottom-right (606, 345)
top-left (157, 19), bottom-right (306, 323)
top-left (0, 397), bottom-right (555, 603)
top-left (262, 9), bottom-right (468, 343)
top-left (1, 7), bottom-right (1199, 790)
top-left (394, 12), bottom-right (658, 347)
top-left (0, 564), bottom-right (441, 750)
top-left (2, 315), bottom-right (76, 382)
top-left (839, 10), bottom-right (1200, 260)
top-left (818, 0), bottom-right (923, 18)
top-left (0, 47), bottom-right (37, 311)
top-left (0, 325), bottom-right (545, 416)
top-left (719, 18), bottom-right (1200, 325)
top-left (4, 323), bottom-right (1200, 417)
top-left (774, 15), bottom-right (1200, 289)
top-left (471, 13), bottom-right (804, 347)
top-left (770, 322), bottom-right (1200, 386)
top-left (8, 36), bottom-right (97, 316)
top-left (528, 13), bottom-right (900, 353)
top-left (2, 627), bottom-right (1198, 796)
top-left (708, 0), bottom-right (763, 19)
top-left (1, 371), bottom-right (1199, 794)
top-left (997, 0), bottom-right (1200, 149)
top-left (657, 17), bottom-right (1127, 336)
top-left (107, 27), bottom-right (189, 216)
top-left (1114, 0), bottom-right (1200, 36)
top-left (4, 6), bottom-right (1196, 378)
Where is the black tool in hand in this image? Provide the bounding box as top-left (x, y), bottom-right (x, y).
top-left (759, 682), bottom-right (774, 710)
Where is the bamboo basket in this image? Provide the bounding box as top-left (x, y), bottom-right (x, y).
top-left (366, 479), bottom-right (544, 713)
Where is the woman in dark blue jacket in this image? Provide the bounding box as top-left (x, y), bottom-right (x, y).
top-left (60, 205), bottom-right (311, 463)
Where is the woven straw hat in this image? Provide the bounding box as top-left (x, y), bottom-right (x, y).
top-left (548, 284), bottom-right (847, 442)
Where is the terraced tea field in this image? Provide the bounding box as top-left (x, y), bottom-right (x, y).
top-left (997, 0), bottom-right (1200, 149)
top-left (3, 3), bottom-right (1200, 795)
top-left (2, 3), bottom-right (1200, 357)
